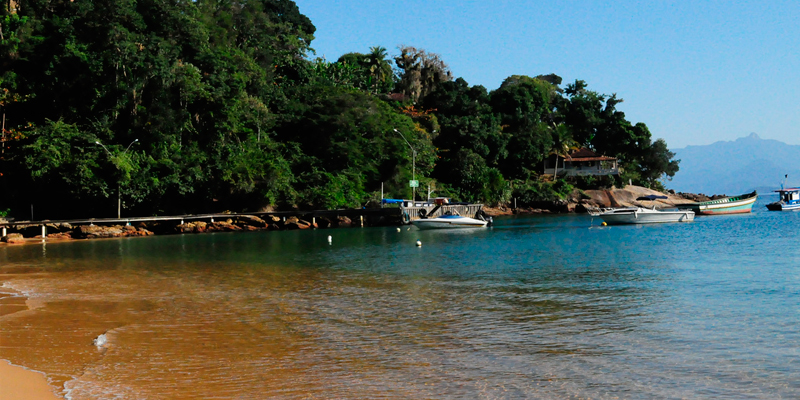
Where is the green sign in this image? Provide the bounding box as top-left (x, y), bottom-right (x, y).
top-left (409, 180), bottom-right (419, 188)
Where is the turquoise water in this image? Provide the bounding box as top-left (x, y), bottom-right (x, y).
top-left (2, 196), bottom-right (800, 399)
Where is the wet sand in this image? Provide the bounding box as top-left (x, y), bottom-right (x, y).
top-left (0, 360), bottom-right (61, 400)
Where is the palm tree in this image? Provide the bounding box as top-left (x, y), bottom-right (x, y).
top-left (548, 123), bottom-right (579, 180)
top-left (367, 46), bottom-right (391, 94)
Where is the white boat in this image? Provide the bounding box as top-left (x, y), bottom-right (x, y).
top-left (411, 214), bottom-right (489, 230)
top-left (589, 206), bottom-right (695, 225)
top-left (766, 188), bottom-right (800, 211)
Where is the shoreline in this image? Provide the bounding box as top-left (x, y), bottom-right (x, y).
top-left (0, 359), bottom-right (62, 400)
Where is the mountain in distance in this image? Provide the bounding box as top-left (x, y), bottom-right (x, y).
top-left (666, 133), bottom-right (800, 195)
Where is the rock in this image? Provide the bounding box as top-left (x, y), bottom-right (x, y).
top-left (336, 216), bottom-right (352, 228)
top-left (578, 185), bottom-right (697, 211)
top-left (284, 216), bottom-right (312, 230)
top-left (2, 233), bottom-right (25, 244)
top-left (210, 221), bottom-right (241, 232)
top-left (237, 215), bottom-right (267, 227)
top-left (46, 232), bottom-right (73, 239)
top-left (316, 217), bottom-right (333, 229)
top-left (73, 225), bottom-right (124, 239)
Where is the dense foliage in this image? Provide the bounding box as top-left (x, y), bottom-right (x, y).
top-left (0, 0), bottom-right (679, 219)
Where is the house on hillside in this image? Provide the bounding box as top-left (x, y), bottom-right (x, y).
top-left (543, 148), bottom-right (620, 177)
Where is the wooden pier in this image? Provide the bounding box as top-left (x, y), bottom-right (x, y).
top-left (0, 203), bottom-right (485, 239)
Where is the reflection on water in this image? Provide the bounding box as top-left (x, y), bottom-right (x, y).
top-left (2, 204), bottom-right (800, 399)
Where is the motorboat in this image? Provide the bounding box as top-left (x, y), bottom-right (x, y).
top-left (680, 191), bottom-right (758, 215)
top-left (411, 214), bottom-right (489, 230)
top-left (589, 206), bottom-right (695, 225)
top-left (766, 188), bottom-right (800, 211)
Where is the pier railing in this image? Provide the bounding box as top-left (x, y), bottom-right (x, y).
top-left (400, 203), bottom-right (484, 222)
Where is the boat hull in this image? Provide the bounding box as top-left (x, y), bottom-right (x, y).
top-left (411, 217), bottom-right (488, 230)
top-left (766, 202), bottom-right (800, 211)
top-left (593, 208), bottom-right (695, 225)
top-left (681, 192), bottom-right (757, 215)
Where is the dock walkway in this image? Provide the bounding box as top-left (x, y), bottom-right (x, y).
top-left (0, 203), bottom-right (484, 238)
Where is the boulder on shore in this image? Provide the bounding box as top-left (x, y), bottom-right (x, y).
top-left (2, 233), bottom-right (25, 244)
top-left (284, 216), bottom-right (313, 230)
top-left (580, 185), bottom-right (696, 210)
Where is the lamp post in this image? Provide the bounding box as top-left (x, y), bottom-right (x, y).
top-left (393, 129), bottom-right (416, 203)
top-left (96, 139), bottom-right (138, 219)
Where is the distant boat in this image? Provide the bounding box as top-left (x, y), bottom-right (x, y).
top-left (411, 214), bottom-right (488, 230)
top-left (589, 206), bottom-right (695, 225)
top-left (766, 188), bottom-right (800, 211)
top-left (680, 191), bottom-right (758, 215)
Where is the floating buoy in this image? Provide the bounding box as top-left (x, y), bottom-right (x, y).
top-left (407, 227), bottom-right (411, 231)
top-left (416, 240), bottom-right (422, 247)
top-left (396, 227), bottom-right (401, 232)
top-left (327, 235), bottom-right (332, 244)
top-left (601, 222), bottom-right (607, 226)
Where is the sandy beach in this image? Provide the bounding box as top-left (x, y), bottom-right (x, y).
top-left (0, 360), bottom-right (61, 400)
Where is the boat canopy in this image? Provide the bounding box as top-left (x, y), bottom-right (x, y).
top-left (637, 195), bottom-right (669, 200)
top-left (381, 199), bottom-right (405, 204)
top-left (774, 188), bottom-right (800, 192)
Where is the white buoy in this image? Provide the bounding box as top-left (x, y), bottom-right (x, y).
top-left (93, 333), bottom-right (107, 348)
top-left (396, 227), bottom-right (401, 232)
top-left (327, 235), bottom-right (332, 244)
top-left (407, 227), bottom-right (411, 231)
top-left (416, 240), bottom-right (422, 247)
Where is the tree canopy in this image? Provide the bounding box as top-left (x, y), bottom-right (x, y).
top-left (0, 0), bottom-right (679, 219)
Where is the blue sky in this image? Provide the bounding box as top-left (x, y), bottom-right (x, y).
top-left (293, 0), bottom-right (800, 149)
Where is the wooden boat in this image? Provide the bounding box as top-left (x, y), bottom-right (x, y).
top-left (766, 188), bottom-right (800, 211)
top-left (411, 214), bottom-right (488, 230)
top-left (589, 206), bottom-right (695, 225)
top-left (680, 191), bottom-right (758, 215)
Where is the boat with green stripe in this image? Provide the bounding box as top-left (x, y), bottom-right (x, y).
top-left (680, 191), bottom-right (758, 215)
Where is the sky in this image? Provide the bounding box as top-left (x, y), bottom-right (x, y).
top-left (292, 0), bottom-right (800, 149)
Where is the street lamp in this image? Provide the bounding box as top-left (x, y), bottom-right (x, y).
top-left (393, 129), bottom-right (416, 203)
top-left (96, 139), bottom-right (138, 219)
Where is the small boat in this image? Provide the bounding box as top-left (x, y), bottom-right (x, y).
top-left (766, 188), bottom-right (800, 211)
top-left (589, 206), bottom-right (695, 225)
top-left (411, 214), bottom-right (488, 230)
top-left (680, 191), bottom-right (758, 215)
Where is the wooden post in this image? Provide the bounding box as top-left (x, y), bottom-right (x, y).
top-left (360, 215), bottom-right (364, 227)
top-left (41, 225), bottom-right (46, 238)
top-left (2, 227), bottom-right (6, 237)
top-left (312, 217), bottom-right (316, 227)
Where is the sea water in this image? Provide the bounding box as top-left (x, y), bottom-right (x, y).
top-left (1, 197), bottom-right (799, 399)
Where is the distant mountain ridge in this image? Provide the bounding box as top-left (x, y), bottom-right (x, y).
top-left (667, 133), bottom-right (800, 195)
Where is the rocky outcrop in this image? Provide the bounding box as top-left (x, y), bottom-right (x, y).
top-left (72, 224), bottom-right (153, 239)
top-left (283, 216), bottom-right (314, 230)
top-left (579, 185), bottom-right (696, 210)
top-left (2, 233), bottom-right (25, 244)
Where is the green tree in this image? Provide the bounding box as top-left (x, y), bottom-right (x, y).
top-left (548, 123), bottom-right (579, 179)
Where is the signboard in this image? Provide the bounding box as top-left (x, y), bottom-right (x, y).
top-left (409, 180), bottom-right (419, 188)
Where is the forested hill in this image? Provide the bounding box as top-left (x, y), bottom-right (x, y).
top-left (0, 0), bottom-right (679, 219)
